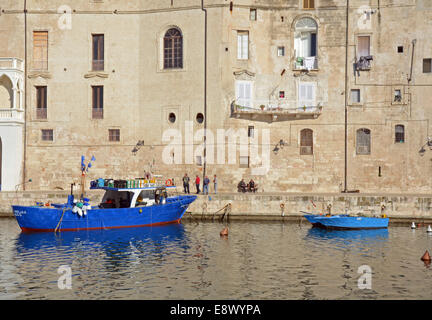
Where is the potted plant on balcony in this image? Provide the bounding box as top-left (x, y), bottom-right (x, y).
top-left (260, 104), bottom-right (265, 111)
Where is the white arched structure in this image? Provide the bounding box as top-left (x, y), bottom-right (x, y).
top-left (0, 58), bottom-right (24, 191)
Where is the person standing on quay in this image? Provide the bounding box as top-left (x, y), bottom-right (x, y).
top-left (203, 176), bottom-right (210, 195)
top-left (195, 175), bottom-right (201, 194)
top-left (182, 173), bottom-right (190, 194)
top-left (213, 174), bottom-right (218, 194)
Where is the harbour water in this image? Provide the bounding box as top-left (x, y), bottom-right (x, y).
top-left (0, 217), bottom-right (431, 300)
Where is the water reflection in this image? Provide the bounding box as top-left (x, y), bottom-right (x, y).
top-left (306, 227), bottom-right (389, 241)
top-left (16, 224), bottom-right (189, 264)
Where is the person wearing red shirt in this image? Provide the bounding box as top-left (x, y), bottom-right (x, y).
top-left (195, 175), bottom-right (201, 194)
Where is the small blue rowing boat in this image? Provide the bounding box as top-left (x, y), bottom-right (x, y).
top-left (303, 212), bottom-right (389, 230)
top-left (12, 183), bottom-right (197, 233)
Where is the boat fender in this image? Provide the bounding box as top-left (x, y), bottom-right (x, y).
top-left (72, 206), bottom-right (79, 214)
top-left (427, 225), bottom-right (432, 233)
top-left (411, 222), bottom-right (416, 229)
top-left (77, 208), bottom-right (83, 217)
top-left (165, 179), bottom-right (173, 186)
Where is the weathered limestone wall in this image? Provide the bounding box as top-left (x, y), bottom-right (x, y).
top-left (0, 0), bottom-right (431, 194)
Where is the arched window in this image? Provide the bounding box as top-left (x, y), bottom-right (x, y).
top-left (163, 28), bottom-right (183, 69)
top-left (0, 75), bottom-right (13, 109)
top-left (300, 129), bottom-right (313, 155)
top-left (395, 125), bottom-right (405, 143)
top-left (356, 128), bottom-right (371, 155)
top-left (294, 17), bottom-right (318, 69)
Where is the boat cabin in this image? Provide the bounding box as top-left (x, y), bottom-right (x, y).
top-left (95, 186), bottom-right (173, 209)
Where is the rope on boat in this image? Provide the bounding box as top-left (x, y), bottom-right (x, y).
top-left (54, 207), bottom-right (67, 233)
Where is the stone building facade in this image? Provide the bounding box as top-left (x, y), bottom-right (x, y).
top-left (0, 0), bottom-right (431, 193)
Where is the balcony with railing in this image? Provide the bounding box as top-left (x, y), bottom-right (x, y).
top-left (230, 99), bottom-right (322, 122)
top-left (0, 58), bottom-right (24, 72)
top-left (0, 108), bottom-right (24, 123)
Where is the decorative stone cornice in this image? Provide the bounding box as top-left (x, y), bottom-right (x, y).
top-left (233, 69), bottom-right (255, 81)
top-left (84, 72), bottom-right (109, 79)
top-left (27, 71), bottom-right (52, 79)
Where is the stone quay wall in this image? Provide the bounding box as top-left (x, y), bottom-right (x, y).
top-left (1, 191), bottom-right (432, 223)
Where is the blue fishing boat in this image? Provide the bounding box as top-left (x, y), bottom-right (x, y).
top-left (12, 182), bottom-right (197, 233)
top-left (303, 212), bottom-right (389, 230)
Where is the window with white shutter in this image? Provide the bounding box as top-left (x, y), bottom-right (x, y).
top-left (237, 31), bottom-right (249, 60)
top-left (298, 82), bottom-right (316, 108)
top-left (235, 80), bottom-right (253, 108)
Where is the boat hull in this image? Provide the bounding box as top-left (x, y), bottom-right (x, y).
top-left (12, 195), bottom-right (197, 232)
top-left (304, 214), bottom-right (389, 230)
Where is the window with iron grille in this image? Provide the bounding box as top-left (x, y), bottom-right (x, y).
top-left (109, 129), bottom-right (120, 142)
top-left (33, 31), bottom-right (48, 70)
top-left (92, 34), bottom-right (104, 71)
top-left (41, 129), bottom-right (53, 141)
top-left (300, 129), bottom-right (313, 155)
top-left (395, 125), bottom-right (405, 143)
top-left (36, 86), bottom-right (47, 119)
top-left (356, 128), bottom-right (371, 155)
top-left (164, 28), bottom-right (183, 69)
top-left (92, 86), bottom-right (103, 119)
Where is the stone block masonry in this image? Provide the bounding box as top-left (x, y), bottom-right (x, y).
top-left (2, 191), bottom-right (432, 224)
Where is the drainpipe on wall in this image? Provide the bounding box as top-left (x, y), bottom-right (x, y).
top-left (201, 0), bottom-right (207, 185)
top-left (23, 0), bottom-right (27, 190)
top-left (343, 0), bottom-right (349, 193)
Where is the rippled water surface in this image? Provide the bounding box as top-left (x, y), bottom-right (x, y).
top-left (0, 217), bottom-right (432, 299)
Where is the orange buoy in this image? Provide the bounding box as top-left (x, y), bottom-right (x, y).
top-left (165, 179), bottom-right (173, 186)
top-left (220, 227), bottom-right (228, 237)
top-left (421, 250), bottom-right (431, 262)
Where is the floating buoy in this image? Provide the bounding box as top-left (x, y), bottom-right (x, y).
top-left (220, 227), bottom-right (228, 237)
top-left (427, 225), bottom-right (432, 233)
top-left (421, 250), bottom-right (431, 262)
top-left (411, 222), bottom-right (416, 229)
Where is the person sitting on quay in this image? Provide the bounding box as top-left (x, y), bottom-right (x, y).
top-left (248, 179), bottom-right (258, 193)
top-left (237, 179), bottom-right (247, 193)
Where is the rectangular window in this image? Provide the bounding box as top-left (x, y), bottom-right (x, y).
top-left (357, 36), bottom-right (370, 59)
top-left (41, 129), bottom-right (53, 141)
top-left (279, 91), bottom-right (285, 98)
top-left (397, 46), bottom-right (404, 53)
top-left (394, 89), bottom-right (402, 102)
top-left (250, 8), bottom-right (257, 21)
top-left (423, 59), bottom-right (432, 73)
top-left (237, 31), bottom-right (249, 60)
top-left (239, 156), bottom-right (250, 168)
top-left (196, 155), bottom-right (202, 166)
top-left (277, 46), bottom-right (285, 57)
top-left (298, 82), bottom-right (316, 108)
top-left (36, 86), bottom-right (47, 119)
top-left (350, 89), bottom-right (361, 104)
top-left (303, 0), bottom-right (315, 9)
top-left (33, 31), bottom-right (48, 70)
top-left (235, 80), bottom-right (253, 108)
top-left (92, 34), bottom-right (104, 71)
top-left (108, 129), bottom-right (120, 142)
top-left (248, 126), bottom-right (254, 138)
top-left (92, 86), bottom-right (103, 119)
